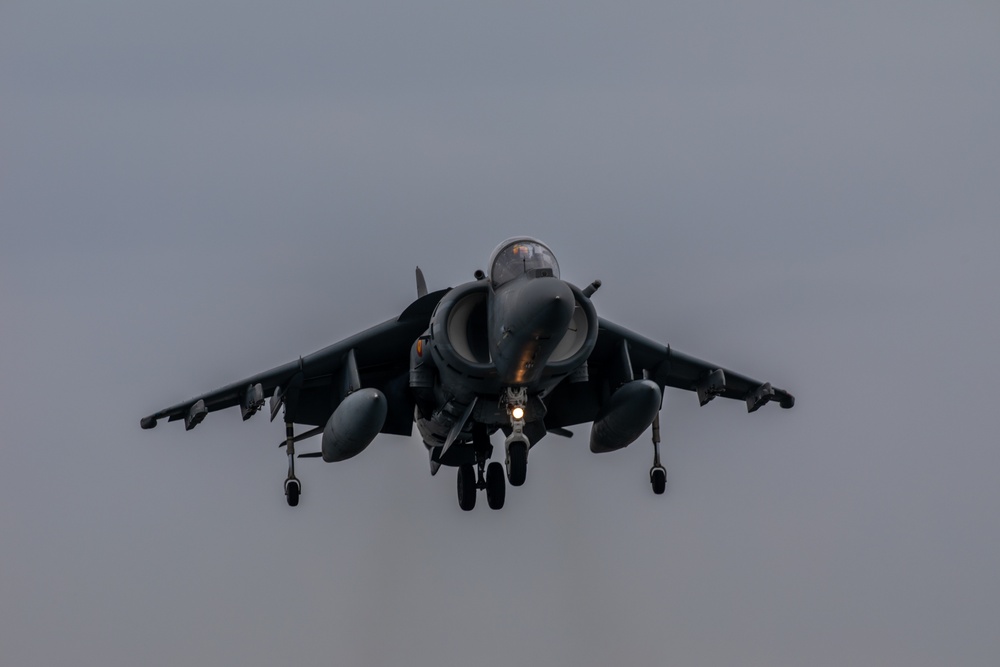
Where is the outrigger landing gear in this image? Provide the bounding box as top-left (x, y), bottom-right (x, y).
top-left (649, 411), bottom-right (666, 495)
top-left (284, 421), bottom-right (302, 507)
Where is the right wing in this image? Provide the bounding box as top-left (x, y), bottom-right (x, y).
top-left (139, 289), bottom-right (448, 434)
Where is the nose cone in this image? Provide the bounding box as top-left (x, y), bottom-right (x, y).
top-left (516, 276), bottom-right (575, 329)
top-left (492, 277), bottom-right (576, 385)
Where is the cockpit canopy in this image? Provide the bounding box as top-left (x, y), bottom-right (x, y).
top-left (488, 238), bottom-right (560, 288)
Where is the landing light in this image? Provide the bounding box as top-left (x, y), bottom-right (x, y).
top-left (511, 406), bottom-right (525, 421)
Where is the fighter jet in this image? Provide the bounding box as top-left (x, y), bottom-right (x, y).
top-left (141, 238), bottom-right (794, 510)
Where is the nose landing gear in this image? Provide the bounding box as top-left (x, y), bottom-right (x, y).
top-left (505, 438), bottom-right (528, 486)
top-left (503, 387), bottom-right (530, 487)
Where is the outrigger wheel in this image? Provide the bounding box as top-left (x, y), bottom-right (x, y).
top-left (285, 478), bottom-right (301, 506)
top-left (650, 467), bottom-right (666, 495)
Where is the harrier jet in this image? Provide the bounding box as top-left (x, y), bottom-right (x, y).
top-left (141, 238), bottom-right (794, 510)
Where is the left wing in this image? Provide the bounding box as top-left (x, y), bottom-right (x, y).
top-left (544, 317), bottom-right (794, 430)
top-left (595, 318), bottom-right (795, 411)
top-left (139, 289), bottom-right (448, 434)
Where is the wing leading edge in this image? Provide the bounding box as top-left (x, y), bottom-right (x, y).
top-left (139, 289), bottom-right (448, 432)
top-left (594, 318), bottom-right (795, 412)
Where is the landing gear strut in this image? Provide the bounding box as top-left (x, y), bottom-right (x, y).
top-left (476, 425), bottom-right (505, 510)
top-left (649, 411), bottom-right (666, 495)
top-left (284, 421), bottom-right (302, 506)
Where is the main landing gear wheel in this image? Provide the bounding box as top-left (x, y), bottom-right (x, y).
top-left (650, 467), bottom-right (666, 495)
top-left (457, 464), bottom-right (477, 511)
top-left (486, 461), bottom-right (506, 510)
top-left (285, 478), bottom-right (301, 506)
top-left (506, 441), bottom-right (527, 487)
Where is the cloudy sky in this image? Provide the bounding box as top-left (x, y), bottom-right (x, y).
top-left (2, 2), bottom-right (999, 665)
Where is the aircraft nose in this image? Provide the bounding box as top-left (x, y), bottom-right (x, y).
top-left (492, 277), bottom-right (576, 385)
top-left (515, 277), bottom-right (575, 331)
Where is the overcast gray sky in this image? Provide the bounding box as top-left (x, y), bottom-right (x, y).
top-left (2, 2), bottom-right (999, 665)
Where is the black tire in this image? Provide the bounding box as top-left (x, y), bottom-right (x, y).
top-left (651, 468), bottom-right (666, 495)
top-left (507, 441), bottom-right (527, 487)
top-left (457, 464), bottom-right (477, 511)
top-left (285, 479), bottom-right (301, 507)
top-left (486, 461), bottom-right (506, 510)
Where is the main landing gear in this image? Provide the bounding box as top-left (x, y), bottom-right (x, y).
top-left (649, 411), bottom-right (666, 495)
top-left (457, 459), bottom-right (507, 511)
top-left (456, 425), bottom-right (506, 511)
